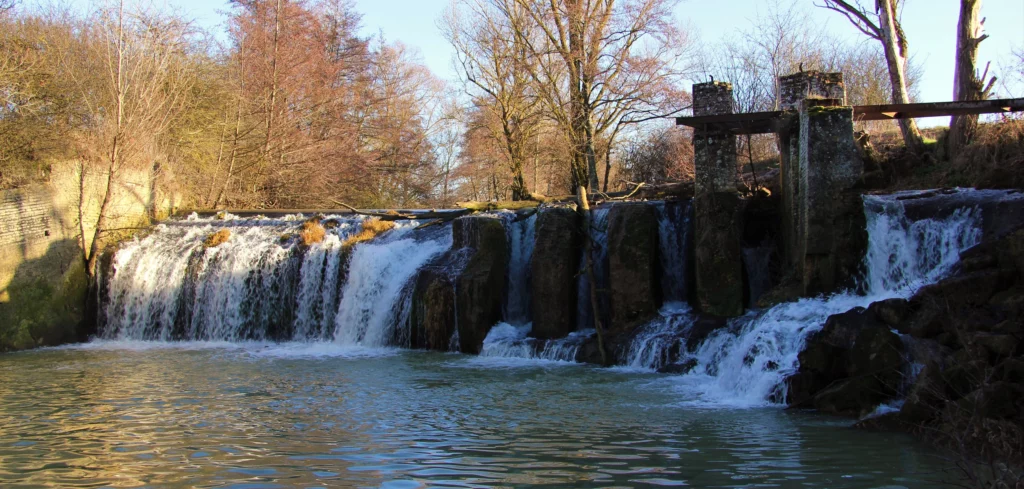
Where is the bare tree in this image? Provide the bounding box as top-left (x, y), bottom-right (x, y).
top-left (503, 0), bottom-right (685, 193)
top-left (444, 0), bottom-right (542, 200)
top-left (67, 2), bottom-right (197, 276)
top-left (819, 0), bottom-right (924, 153)
top-left (949, 0), bottom-right (996, 155)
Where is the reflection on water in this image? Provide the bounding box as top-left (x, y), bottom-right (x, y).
top-left (0, 343), bottom-right (954, 488)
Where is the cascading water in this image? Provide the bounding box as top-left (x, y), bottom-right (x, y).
top-left (104, 215), bottom-right (360, 341)
top-left (655, 200), bottom-right (691, 305)
top-left (478, 323), bottom-right (589, 362)
top-left (102, 214), bottom-right (453, 345)
top-left (332, 226), bottom-right (451, 347)
top-left (503, 212), bottom-right (536, 325)
top-left (659, 193), bottom-right (984, 406)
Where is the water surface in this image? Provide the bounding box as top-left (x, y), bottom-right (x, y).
top-left (0, 343), bottom-right (956, 488)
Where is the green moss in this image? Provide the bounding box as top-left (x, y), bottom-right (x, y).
top-left (0, 256), bottom-right (88, 352)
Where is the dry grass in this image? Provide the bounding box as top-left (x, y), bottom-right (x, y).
top-left (342, 218), bottom-right (396, 251)
top-left (299, 220), bottom-right (326, 246)
top-left (203, 229), bottom-right (231, 248)
top-left (868, 117), bottom-right (1024, 190)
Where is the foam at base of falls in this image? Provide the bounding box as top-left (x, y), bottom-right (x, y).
top-left (479, 323), bottom-right (587, 363)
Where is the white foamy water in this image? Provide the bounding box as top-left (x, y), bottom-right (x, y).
top-left (656, 193), bottom-right (984, 407)
top-left (478, 322), bottom-right (587, 363)
top-left (332, 227), bottom-right (452, 347)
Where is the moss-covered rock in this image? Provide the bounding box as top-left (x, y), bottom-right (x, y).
top-left (531, 207), bottom-right (580, 340)
top-left (0, 240), bottom-right (89, 352)
top-left (607, 203), bottom-right (661, 333)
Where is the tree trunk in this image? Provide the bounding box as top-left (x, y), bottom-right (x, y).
top-left (949, 0), bottom-right (988, 156)
top-left (877, 0), bottom-right (924, 153)
top-left (577, 185), bottom-right (609, 366)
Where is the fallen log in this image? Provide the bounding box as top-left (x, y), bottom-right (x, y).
top-left (331, 200), bottom-right (470, 220)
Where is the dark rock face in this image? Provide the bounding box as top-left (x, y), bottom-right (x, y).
top-left (531, 207), bottom-right (581, 340)
top-left (409, 267), bottom-right (455, 351)
top-left (786, 305), bottom-right (906, 416)
top-left (607, 203), bottom-right (661, 333)
top-left (786, 307), bottom-right (883, 408)
top-left (453, 217), bottom-right (509, 354)
top-left (693, 192), bottom-right (745, 317)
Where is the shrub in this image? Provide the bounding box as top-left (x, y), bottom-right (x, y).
top-left (203, 229), bottom-right (231, 248)
top-left (342, 218), bottom-right (396, 251)
top-left (299, 220), bottom-right (326, 246)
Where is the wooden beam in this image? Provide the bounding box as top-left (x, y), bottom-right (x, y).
top-left (854, 98), bottom-right (1024, 121)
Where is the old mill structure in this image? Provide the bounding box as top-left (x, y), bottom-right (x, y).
top-left (677, 70), bottom-right (1024, 317)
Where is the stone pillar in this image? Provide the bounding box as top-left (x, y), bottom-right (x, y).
top-left (692, 82), bottom-right (744, 317)
top-left (777, 71), bottom-right (846, 271)
top-left (798, 99), bottom-right (864, 295)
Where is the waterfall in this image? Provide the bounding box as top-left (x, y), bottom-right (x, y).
top-left (332, 226), bottom-right (452, 347)
top-left (503, 212), bottom-right (536, 325)
top-left (656, 201), bottom-right (691, 305)
top-left (104, 215), bottom-right (363, 341)
top-left (661, 193), bottom-right (983, 406)
top-left (576, 207), bottom-right (611, 331)
top-left (479, 323), bottom-right (588, 362)
top-left (101, 214), bottom-right (452, 345)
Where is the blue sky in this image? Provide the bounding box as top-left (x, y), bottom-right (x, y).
top-left (74, 0), bottom-right (1024, 115)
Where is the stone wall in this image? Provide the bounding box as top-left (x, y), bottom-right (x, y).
top-left (0, 161), bottom-right (176, 352)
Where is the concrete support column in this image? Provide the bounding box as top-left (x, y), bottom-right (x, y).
top-left (798, 99), bottom-right (864, 295)
top-left (776, 71), bottom-right (847, 275)
top-left (692, 82), bottom-right (744, 317)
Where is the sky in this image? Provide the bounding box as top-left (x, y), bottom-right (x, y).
top-left (72, 0), bottom-right (1024, 123)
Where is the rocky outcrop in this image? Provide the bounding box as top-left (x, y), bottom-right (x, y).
top-left (453, 217), bottom-right (508, 354)
top-left (409, 267), bottom-right (455, 351)
top-left (786, 307), bottom-right (905, 415)
top-left (408, 216), bottom-right (507, 354)
top-left (607, 203), bottom-right (661, 333)
top-left (792, 226), bottom-right (1024, 462)
top-left (531, 207), bottom-right (580, 340)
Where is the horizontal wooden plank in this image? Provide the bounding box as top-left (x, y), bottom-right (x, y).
top-left (675, 98), bottom-right (1024, 134)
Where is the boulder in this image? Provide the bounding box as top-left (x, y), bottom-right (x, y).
top-left (453, 216), bottom-right (508, 354)
top-left (994, 358), bottom-right (1024, 384)
top-left (915, 269), bottom-right (1017, 310)
top-left (965, 332), bottom-right (1020, 363)
top-left (531, 207), bottom-right (581, 340)
top-left (685, 316), bottom-right (728, 351)
top-left (817, 307), bottom-right (879, 350)
top-left (607, 203), bottom-right (661, 333)
top-left (693, 192), bottom-right (745, 317)
top-left (812, 377), bottom-right (889, 417)
top-left (409, 267), bottom-right (455, 351)
top-left (847, 325), bottom-right (905, 397)
top-left (867, 298), bottom-right (911, 328)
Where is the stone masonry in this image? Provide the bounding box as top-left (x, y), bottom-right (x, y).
top-left (692, 81), bottom-right (745, 317)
